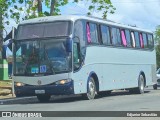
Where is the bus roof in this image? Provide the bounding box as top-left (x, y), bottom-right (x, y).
top-left (20, 15), bottom-right (152, 33)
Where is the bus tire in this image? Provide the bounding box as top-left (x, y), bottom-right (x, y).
top-left (37, 95), bottom-right (51, 102)
top-left (138, 74), bottom-right (145, 94)
top-left (153, 84), bottom-right (157, 90)
top-left (85, 77), bottom-right (96, 100)
top-left (129, 74), bottom-right (145, 94)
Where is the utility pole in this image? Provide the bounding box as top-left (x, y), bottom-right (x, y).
top-left (0, 7), bottom-right (3, 52)
top-left (0, 6), bottom-right (3, 81)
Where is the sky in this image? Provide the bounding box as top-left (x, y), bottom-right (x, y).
top-left (4, 0), bottom-right (160, 37)
top-left (60, 0), bottom-right (160, 32)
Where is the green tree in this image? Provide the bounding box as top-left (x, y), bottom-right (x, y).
top-left (9, 0), bottom-right (115, 20)
top-left (0, 0), bottom-right (8, 51)
top-left (0, 0), bottom-right (116, 51)
top-left (155, 25), bottom-right (160, 68)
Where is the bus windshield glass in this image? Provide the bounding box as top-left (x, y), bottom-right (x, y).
top-left (16, 21), bottom-right (71, 40)
top-left (14, 38), bottom-right (71, 76)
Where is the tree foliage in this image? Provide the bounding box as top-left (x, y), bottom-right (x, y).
top-left (155, 25), bottom-right (160, 43)
top-left (0, 0), bottom-right (8, 50)
top-left (155, 25), bottom-right (160, 68)
top-left (0, 0), bottom-right (115, 50)
top-left (2, 0), bottom-right (115, 26)
top-left (0, 0), bottom-right (115, 47)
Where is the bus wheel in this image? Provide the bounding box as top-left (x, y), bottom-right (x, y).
top-left (153, 84), bottom-right (157, 90)
top-left (37, 95), bottom-right (51, 102)
top-left (138, 74), bottom-right (145, 94)
top-left (129, 74), bottom-right (145, 94)
top-left (86, 77), bottom-right (96, 100)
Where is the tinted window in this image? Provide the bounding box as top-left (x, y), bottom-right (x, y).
top-left (134, 31), bottom-right (140, 48)
top-left (121, 29), bottom-right (127, 47)
top-left (74, 20), bottom-right (86, 60)
top-left (148, 34), bottom-right (154, 49)
top-left (142, 33), bottom-right (148, 48)
top-left (100, 25), bottom-right (111, 45)
top-left (139, 33), bottom-right (144, 48)
top-left (88, 23), bottom-right (98, 44)
top-left (111, 27), bottom-right (121, 46)
top-left (131, 31), bottom-right (135, 48)
top-left (17, 21), bottom-right (71, 40)
top-left (125, 29), bottom-right (132, 47)
top-left (74, 20), bottom-right (86, 48)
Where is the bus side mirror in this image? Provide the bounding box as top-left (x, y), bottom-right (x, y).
top-left (66, 38), bottom-right (72, 52)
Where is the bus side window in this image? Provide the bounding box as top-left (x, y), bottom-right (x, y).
top-left (121, 29), bottom-right (127, 47)
top-left (134, 31), bottom-right (140, 48)
top-left (74, 20), bottom-right (86, 47)
top-left (131, 31), bottom-right (136, 48)
top-left (86, 23), bottom-right (91, 43)
top-left (142, 33), bottom-right (148, 48)
top-left (147, 34), bottom-right (154, 49)
top-left (74, 20), bottom-right (86, 60)
top-left (139, 33), bottom-right (144, 48)
top-left (125, 29), bottom-right (132, 47)
top-left (100, 25), bottom-right (111, 45)
top-left (88, 22), bottom-right (99, 44)
top-left (111, 27), bottom-right (121, 46)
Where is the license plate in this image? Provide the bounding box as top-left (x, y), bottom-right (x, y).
top-left (35, 90), bottom-right (45, 94)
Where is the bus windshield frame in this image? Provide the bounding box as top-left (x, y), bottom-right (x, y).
top-left (16, 21), bottom-right (72, 40)
top-left (13, 21), bottom-right (73, 76)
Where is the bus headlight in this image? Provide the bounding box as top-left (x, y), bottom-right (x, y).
top-left (15, 82), bottom-right (25, 87)
top-left (55, 79), bottom-right (71, 85)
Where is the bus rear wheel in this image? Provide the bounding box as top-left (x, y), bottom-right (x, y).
top-left (138, 74), bottom-right (145, 94)
top-left (37, 95), bottom-right (51, 102)
top-left (129, 74), bottom-right (145, 94)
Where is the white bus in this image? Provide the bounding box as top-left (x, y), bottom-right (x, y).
top-left (13, 15), bottom-right (156, 102)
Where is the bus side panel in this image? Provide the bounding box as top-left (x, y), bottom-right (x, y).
top-left (72, 64), bottom-right (103, 94)
top-left (72, 46), bottom-right (156, 94)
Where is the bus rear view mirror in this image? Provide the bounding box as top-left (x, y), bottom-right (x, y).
top-left (66, 38), bottom-right (72, 52)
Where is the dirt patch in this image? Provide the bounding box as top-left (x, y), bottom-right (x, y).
top-left (0, 94), bottom-right (13, 99)
top-left (0, 88), bottom-right (13, 99)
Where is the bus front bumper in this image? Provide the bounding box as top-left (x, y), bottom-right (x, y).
top-left (14, 80), bottom-right (74, 97)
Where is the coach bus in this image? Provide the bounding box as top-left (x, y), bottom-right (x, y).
top-left (12, 15), bottom-right (156, 102)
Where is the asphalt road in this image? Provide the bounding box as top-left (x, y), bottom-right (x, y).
top-left (0, 86), bottom-right (160, 120)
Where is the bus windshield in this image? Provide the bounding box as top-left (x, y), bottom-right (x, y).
top-left (16, 21), bottom-right (71, 40)
top-left (14, 38), bottom-right (71, 76)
